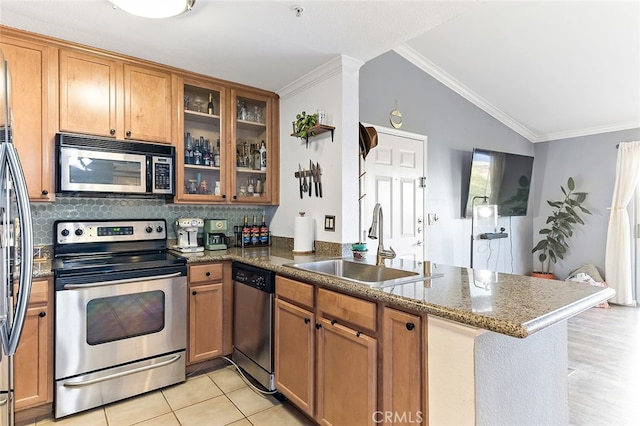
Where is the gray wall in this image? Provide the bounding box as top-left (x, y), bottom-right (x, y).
top-left (533, 128), bottom-right (640, 279)
top-left (360, 51), bottom-right (534, 274)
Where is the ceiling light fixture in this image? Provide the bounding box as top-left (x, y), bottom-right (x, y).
top-left (110, 0), bottom-right (195, 19)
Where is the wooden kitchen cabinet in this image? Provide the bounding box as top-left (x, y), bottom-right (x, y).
top-left (175, 79), bottom-right (279, 205)
top-left (229, 89), bottom-right (279, 205)
top-left (0, 35), bottom-right (56, 201)
top-left (274, 298), bottom-right (315, 417)
top-left (382, 307), bottom-right (426, 425)
top-left (275, 277), bottom-right (378, 425)
top-left (14, 278), bottom-right (53, 411)
top-left (187, 262), bottom-right (232, 364)
top-left (175, 76), bottom-right (228, 202)
top-left (59, 49), bottom-right (172, 143)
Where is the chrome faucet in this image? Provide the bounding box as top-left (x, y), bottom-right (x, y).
top-left (367, 203), bottom-right (396, 266)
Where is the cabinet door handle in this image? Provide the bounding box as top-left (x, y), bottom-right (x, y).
top-left (356, 331), bottom-right (361, 337)
top-left (222, 194), bottom-right (226, 199)
top-left (406, 322), bottom-right (415, 331)
top-left (315, 323), bottom-right (322, 329)
top-left (126, 130), bottom-right (132, 137)
top-left (304, 318), bottom-right (310, 324)
top-left (38, 311), bottom-right (46, 318)
top-left (233, 195), bottom-right (237, 200)
top-left (205, 272), bottom-right (211, 277)
top-left (41, 189), bottom-right (48, 196)
top-left (110, 128), bottom-right (116, 135)
top-left (192, 290), bottom-right (197, 296)
top-left (330, 319), bottom-right (338, 325)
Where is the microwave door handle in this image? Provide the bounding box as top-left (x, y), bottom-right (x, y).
top-left (3, 143), bottom-right (33, 355)
top-left (63, 272), bottom-right (182, 289)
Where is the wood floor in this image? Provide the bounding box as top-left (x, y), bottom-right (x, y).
top-left (568, 304), bottom-right (640, 425)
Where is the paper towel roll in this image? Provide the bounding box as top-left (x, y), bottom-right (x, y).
top-left (293, 213), bottom-right (315, 253)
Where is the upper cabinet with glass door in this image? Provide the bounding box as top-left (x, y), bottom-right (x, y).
top-left (176, 79), bottom-right (227, 203)
top-left (230, 89), bottom-right (279, 204)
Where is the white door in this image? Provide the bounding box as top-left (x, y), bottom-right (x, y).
top-left (361, 125), bottom-right (427, 262)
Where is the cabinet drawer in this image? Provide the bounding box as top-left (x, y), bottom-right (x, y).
top-left (276, 276), bottom-right (314, 309)
top-left (317, 288), bottom-right (376, 333)
top-left (14, 278), bottom-right (49, 305)
top-left (189, 263), bottom-right (223, 284)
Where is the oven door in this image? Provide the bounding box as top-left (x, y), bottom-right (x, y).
top-left (58, 146), bottom-right (147, 194)
top-left (55, 270), bottom-right (186, 380)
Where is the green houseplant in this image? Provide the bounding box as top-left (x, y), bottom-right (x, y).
top-left (293, 111), bottom-right (318, 140)
top-left (532, 177), bottom-right (592, 278)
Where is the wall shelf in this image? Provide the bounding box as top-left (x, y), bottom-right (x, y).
top-left (291, 124), bottom-right (335, 147)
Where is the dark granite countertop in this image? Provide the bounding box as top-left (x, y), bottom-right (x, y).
top-left (177, 246), bottom-right (615, 339)
top-left (36, 246), bottom-right (614, 338)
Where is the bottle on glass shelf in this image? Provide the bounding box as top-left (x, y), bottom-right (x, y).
top-left (240, 102), bottom-right (248, 121)
top-left (259, 141), bottom-right (267, 171)
top-left (207, 93), bottom-right (214, 115)
top-left (213, 138), bottom-right (221, 167)
top-left (260, 214), bottom-right (269, 244)
top-left (250, 215), bottom-right (260, 245)
top-left (203, 139), bottom-right (211, 166)
top-left (193, 138), bottom-right (203, 165)
top-left (242, 215), bottom-right (251, 246)
top-left (184, 133), bottom-right (194, 165)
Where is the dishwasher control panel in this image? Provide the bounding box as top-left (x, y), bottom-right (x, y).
top-left (232, 262), bottom-right (275, 293)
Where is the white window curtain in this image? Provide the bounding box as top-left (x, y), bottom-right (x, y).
top-left (605, 141), bottom-right (640, 305)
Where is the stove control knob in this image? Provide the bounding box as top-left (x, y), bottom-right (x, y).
top-left (145, 226), bottom-right (153, 233)
top-left (75, 229), bottom-right (83, 236)
top-left (156, 226), bottom-right (164, 233)
top-left (60, 228), bottom-right (70, 237)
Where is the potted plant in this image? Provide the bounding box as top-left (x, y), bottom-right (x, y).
top-left (293, 111), bottom-right (318, 140)
top-left (531, 177), bottom-right (591, 279)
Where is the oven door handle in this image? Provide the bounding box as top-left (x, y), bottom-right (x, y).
top-left (62, 272), bottom-right (183, 289)
top-left (62, 353), bottom-right (182, 388)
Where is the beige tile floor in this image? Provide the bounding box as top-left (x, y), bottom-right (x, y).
top-left (28, 365), bottom-right (314, 426)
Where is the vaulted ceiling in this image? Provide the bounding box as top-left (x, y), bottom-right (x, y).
top-left (1, 1), bottom-right (638, 142)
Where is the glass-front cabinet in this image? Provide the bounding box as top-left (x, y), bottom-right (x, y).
top-left (176, 78), bottom-right (278, 205)
top-left (230, 89), bottom-right (277, 204)
top-left (176, 78), bottom-right (227, 202)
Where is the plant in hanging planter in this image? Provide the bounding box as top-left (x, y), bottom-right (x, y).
top-left (531, 177), bottom-right (592, 278)
top-left (293, 111), bottom-right (318, 140)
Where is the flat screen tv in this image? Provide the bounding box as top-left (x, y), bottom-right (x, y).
top-left (463, 148), bottom-right (534, 217)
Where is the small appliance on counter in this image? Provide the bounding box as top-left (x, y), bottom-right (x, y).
top-left (172, 218), bottom-right (204, 252)
top-left (204, 219), bottom-right (229, 251)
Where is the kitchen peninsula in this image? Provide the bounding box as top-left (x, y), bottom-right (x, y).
top-left (183, 246), bottom-right (614, 426)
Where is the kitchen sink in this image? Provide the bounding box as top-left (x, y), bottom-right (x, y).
top-left (284, 259), bottom-right (422, 286)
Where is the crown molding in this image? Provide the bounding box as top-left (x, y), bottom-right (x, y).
top-left (532, 120), bottom-right (640, 143)
top-left (394, 44), bottom-right (538, 142)
top-left (277, 54), bottom-right (364, 99)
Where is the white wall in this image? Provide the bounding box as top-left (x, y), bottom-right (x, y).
top-left (272, 55), bottom-right (362, 244)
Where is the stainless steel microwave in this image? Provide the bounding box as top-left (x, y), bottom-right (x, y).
top-left (56, 133), bottom-right (175, 198)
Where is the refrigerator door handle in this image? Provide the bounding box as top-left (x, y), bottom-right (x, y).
top-left (2, 143), bottom-right (33, 356)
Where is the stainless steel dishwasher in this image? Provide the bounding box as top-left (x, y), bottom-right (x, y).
top-left (232, 262), bottom-right (276, 391)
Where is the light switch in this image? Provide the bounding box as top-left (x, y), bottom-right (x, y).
top-left (324, 215), bottom-right (335, 231)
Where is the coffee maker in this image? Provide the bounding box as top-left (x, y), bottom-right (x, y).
top-left (172, 218), bottom-right (204, 253)
top-left (204, 219), bottom-right (229, 251)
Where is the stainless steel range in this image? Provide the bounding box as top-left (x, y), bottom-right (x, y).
top-left (51, 219), bottom-right (187, 419)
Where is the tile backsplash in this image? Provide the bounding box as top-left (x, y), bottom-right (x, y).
top-left (31, 197), bottom-right (265, 246)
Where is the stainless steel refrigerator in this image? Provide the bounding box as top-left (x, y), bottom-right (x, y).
top-left (0, 50), bottom-right (34, 426)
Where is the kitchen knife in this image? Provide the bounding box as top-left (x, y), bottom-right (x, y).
top-left (316, 162), bottom-right (323, 198)
top-left (311, 161), bottom-right (318, 197)
top-left (309, 160), bottom-right (314, 196)
top-left (298, 164), bottom-right (303, 199)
